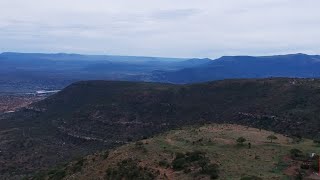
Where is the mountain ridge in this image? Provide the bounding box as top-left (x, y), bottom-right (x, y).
top-left (149, 54), bottom-right (320, 83)
top-left (2, 52), bottom-right (320, 92)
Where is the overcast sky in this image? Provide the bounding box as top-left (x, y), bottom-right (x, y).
top-left (0, 0), bottom-right (319, 58)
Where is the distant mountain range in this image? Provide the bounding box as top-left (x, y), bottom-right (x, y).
top-left (0, 52), bottom-right (208, 92)
top-left (147, 53), bottom-right (320, 83)
top-left (1, 52), bottom-right (320, 92)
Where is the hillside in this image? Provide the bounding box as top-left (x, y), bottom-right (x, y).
top-left (35, 124), bottom-right (320, 180)
top-left (1, 78), bottom-right (320, 178)
top-left (149, 54), bottom-right (320, 83)
top-left (34, 78), bottom-right (320, 138)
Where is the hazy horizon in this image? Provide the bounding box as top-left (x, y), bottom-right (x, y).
top-left (1, 51), bottom-right (319, 60)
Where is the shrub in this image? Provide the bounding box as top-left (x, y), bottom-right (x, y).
top-left (171, 151), bottom-right (219, 178)
top-left (135, 141), bottom-right (147, 153)
top-left (172, 158), bottom-right (187, 170)
top-left (293, 134), bottom-right (302, 144)
top-left (236, 137), bottom-right (246, 145)
top-left (175, 152), bottom-right (185, 159)
top-left (71, 158), bottom-right (85, 173)
top-left (267, 135), bottom-right (278, 143)
top-left (48, 168), bottom-right (66, 180)
top-left (31, 171), bottom-right (47, 180)
top-left (201, 164), bottom-right (219, 179)
top-left (183, 167), bottom-right (192, 174)
top-left (185, 151), bottom-right (206, 162)
top-left (314, 139), bottom-right (320, 144)
top-left (135, 141), bottom-right (144, 147)
top-left (198, 158), bottom-right (210, 171)
top-left (290, 149), bottom-right (303, 158)
top-left (172, 151), bottom-right (208, 171)
top-left (104, 159), bottom-right (154, 180)
top-left (290, 149), bottom-right (308, 161)
top-left (102, 150), bottom-right (109, 159)
top-left (158, 160), bottom-right (170, 168)
top-left (240, 175), bottom-right (263, 180)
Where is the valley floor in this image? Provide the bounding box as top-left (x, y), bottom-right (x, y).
top-left (0, 94), bottom-right (44, 114)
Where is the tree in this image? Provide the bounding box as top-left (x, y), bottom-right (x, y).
top-left (236, 137), bottom-right (246, 145)
top-left (198, 158), bottom-right (209, 171)
top-left (267, 135), bottom-right (278, 143)
top-left (202, 164), bottom-right (219, 179)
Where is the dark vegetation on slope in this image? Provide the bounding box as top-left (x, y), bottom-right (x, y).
top-left (0, 78), bottom-right (320, 178)
top-left (35, 78), bottom-right (320, 138)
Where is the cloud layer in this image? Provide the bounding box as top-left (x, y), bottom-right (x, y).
top-left (0, 0), bottom-right (319, 58)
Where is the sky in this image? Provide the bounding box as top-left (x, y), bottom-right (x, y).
top-left (0, 0), bottom-right (320, 58)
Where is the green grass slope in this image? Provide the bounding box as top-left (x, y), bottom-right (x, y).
top-left (36, 124), bottom-right (320, 180)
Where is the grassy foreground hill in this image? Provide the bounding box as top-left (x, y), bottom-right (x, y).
top-left (35, 124), bottom-right (320, 180)
top-left (1, 78), bottom-right (320, 178)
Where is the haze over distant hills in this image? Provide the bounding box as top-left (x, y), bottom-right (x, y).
top-left (148, 53), bottom-right (320, 83)
top-left (1, 52), bottom-right (320, 92)
top-left (0, 52), bottom-right (206, 93)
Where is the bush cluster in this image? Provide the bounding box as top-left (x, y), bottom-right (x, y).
top-left (158, 160), bottom-right (170, 168)
top-left (290, 149), bottom-right (305, 159)
top-left (240, 175), bottom-right (263, 180)
top-left (172, 151), bottom-right (205, 170)
top-left (105, 159), bottom-right (154, 180)
top-left (171, 151), bottom-right (219, 179)
top-left (102, 150), bottom-right (109, 159)
top-left (313, 137), bottom-right (320, 144)
top-left (70, 158), bottom-right (85, 173)
top-left (236, 137), bottom-right (246, 145)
